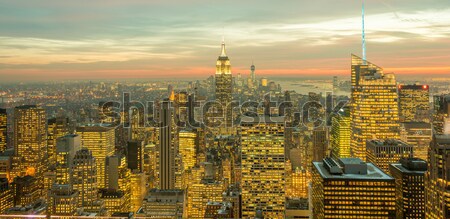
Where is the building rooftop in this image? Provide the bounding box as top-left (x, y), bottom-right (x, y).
top-left (145, 189), bottom-right (184, 203)
top-left (398, 84), bottom-right (429, 90)
top-left (433, 134), bottom-right (450, 146)
top-left (77, 125), bottom-right (114, 132)
top-left (240, 114), bottom-right (285, 124)
top-left (5, 200), bottom-right (47, 215)
top-left (390, 158), bottom-right (427, 174)
top-left (401, 122), bottom-right (432, 129)
top-left (313, 158), bottom-right (393, 181)
top-left (367, 139), bottom-right (410, 147)
top-left (99, 188), bottom-right (125, 198)
top-left (286, 198), bottom-right (309, 210)
top-left (111, 212), bottom-right (134, 218)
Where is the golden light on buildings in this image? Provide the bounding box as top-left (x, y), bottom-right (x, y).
top-left (240, 115), bottom-right (286, 218)
top-left (350, 55), bottom-right (400, 161)
top-left (312, 158), bottom-right (396, 218)
top-left (178, 130), bottom-right (197, 171)
top-left (77, 125), bottom-right (115, 188)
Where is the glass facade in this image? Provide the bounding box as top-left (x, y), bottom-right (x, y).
top-left (350, 55), bottom-right (400, 161)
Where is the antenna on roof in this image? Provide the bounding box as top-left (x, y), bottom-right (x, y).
top-left (362, 0), bottom-right (367, 64)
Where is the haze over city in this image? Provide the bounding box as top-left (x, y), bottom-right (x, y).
top-left (0, 0), bottom-right (450, 82)
top-left (1, 1), bottom-right (450, 218)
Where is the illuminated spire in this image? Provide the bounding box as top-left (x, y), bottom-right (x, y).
top-left (362, 0), bottom-right (366, 63)
top-left (169, 90), bottom-right (175, 101)
top-left (220, 37), bottom-right (227, 57)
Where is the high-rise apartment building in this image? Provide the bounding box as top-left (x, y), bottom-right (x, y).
top-left (350, 55), bottom-right (400, 161)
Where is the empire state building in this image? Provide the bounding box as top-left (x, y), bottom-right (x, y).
top-left (215, 39), bottom-right (233, 128)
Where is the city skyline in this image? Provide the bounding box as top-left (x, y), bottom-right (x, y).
top-left (0, 0), bottom-right (450, 82)
top-left (0, 1), bottom-right (450, 217)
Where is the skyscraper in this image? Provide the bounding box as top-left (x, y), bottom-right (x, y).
top-left (174, 91), bottom-right (188, 126)
top-left (127, 140), bottom-right (144, 172)
top-left (432, 94), bottom-right (450, 134)
top-left (425, 133), bottom-right (450, 219)
top-left (11, 175), bottom-right (39, 206)
top-left (130, 170), bottom-right (147, 212)
top-left (325, 92), bottom-right (334, 125)
top-left (105, 155), bottom-right (131, 191)
top-left (78, 125), bottom-right (115, 188)
top-left (178, 130), bottom-right (196, 171)
top-left (13, 105), bottom-right (47, 178)
top-left (187, 179), bottom-right (224, 218)
top-left (240, 115), bottom-right (285, 218)
top-left (0, 109), bottom-right (7, 154)
top-left (350, 55), bottom-right (400, 161)
top-left (55, 134), bottom-right (80, 185)
top-left (285, 164), bottom-right (309, 199)
top-left (400, 122), bottom-right (432, 161)
top-left (312, 127), bottom-right (327, 162)
top-left (250, 62), bottom-right (256, 85)
top-left (47, 116), bottom-right (69, 166)
top-left (215, 39), bottom-right (233, 128)
top-left (366, 139), bottom-right (413, 173)
top-left (389, 158), bottom-right (427, 219)
top-left (330, 106), bottom-right (351, 159)
top-left (398, 84), bottom-right (430, 122)
top-left (105, 155), bottom-right (131, 212)
top-left (49, 134), bottom-right (80, 216)
top-left (72, 148), bottom-right (105, 214)
top-left (159, 100), bottom-right (175, 190)
top-left (332, 76), bottom-right (338, 93)
top-left (312, 157), bottom-right (396, 218)
top-left (0, 178), bottom-right (13, 213)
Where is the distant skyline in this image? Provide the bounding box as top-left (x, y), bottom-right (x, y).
top-left (0, 0), bottom-right (449, 82)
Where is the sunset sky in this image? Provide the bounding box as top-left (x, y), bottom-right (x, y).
top-left (0, 0), bottom-right (449, 81)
